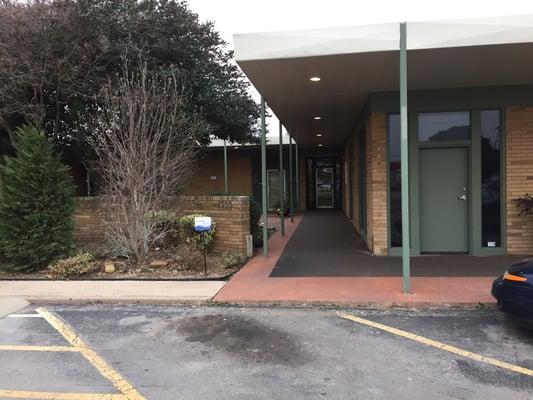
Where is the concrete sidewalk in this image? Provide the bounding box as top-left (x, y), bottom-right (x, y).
top-left (0, 297), bottom-right (29, 318)
top-left (0, 280), bottom-right (225, 303)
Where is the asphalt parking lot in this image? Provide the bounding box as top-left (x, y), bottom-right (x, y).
top-left (1, 304), bottom-right (532, 400)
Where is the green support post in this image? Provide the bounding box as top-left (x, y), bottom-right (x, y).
top-left (223, 139), bottom-right (228, 194)
top-left (295, 142), bottom-right (299, 211)
top-left (261, 97), bottom-right (268, 256)
top-left (279, 121), bottom-right (285, 236)
top-left (289, 134), bottom-right (294, 223)
top-left (400, 22), bottom-right (411, 294)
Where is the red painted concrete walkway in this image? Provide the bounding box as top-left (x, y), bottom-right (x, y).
top-left (214, 214), bottom-right (497, 307)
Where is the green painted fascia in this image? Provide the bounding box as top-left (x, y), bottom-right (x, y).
top-left (368, 85), bottom-right (533, 113)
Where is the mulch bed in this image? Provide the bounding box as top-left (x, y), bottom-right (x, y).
top-left (0, 245), bottom-right (240, 281)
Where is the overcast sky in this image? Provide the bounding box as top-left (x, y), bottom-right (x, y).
top-left (186, 0), bottom-right (533, 139)
top-left (187, 0), bottom-right (533, 47)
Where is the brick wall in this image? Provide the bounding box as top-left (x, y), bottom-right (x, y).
top-left (506, 106), bottom-right (533, 255)
top-left (185, 156), bottom-right (252, 196)
top-left (74, 197), bottom-right (114, 245)
top-left (365, 112), bottom-right (388, 255)
top-left (341, 112), bottom-right (388, 255)
top-left (74, 195), bottom-right (250, 254)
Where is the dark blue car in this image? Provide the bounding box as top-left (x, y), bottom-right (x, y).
top-left (492, 259), bottom-right (533, 322)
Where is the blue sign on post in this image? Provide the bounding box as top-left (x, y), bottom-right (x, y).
top-left (194, 216), bottom-right (212, 232)
top-left (194, 216), bottom-right (212, 277)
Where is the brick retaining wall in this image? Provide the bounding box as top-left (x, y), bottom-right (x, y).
top-left (74, 196), bottom-right (250, 254)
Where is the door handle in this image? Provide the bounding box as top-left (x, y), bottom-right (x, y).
top-left (458, 194), bottom-right (467, 201)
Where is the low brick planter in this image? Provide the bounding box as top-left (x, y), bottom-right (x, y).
top-left (74, 195), bottom-right (250, 254)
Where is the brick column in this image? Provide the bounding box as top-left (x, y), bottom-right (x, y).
top-left (179, 196), bottom-right (250, 254)
top-left (506, 106), bottom-right (533, 255)
top-left (365, 112), bottom-right (388, 255)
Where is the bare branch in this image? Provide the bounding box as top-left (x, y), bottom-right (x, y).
top-left (85, 62), bottom-right (200, 261)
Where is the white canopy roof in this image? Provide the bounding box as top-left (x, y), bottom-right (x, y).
top-left (235, 14), bottom-right (533, 60)
top-left (408, 14), bottom-right (533, 50)
top-left (234, 15), bottom-right (533, 148)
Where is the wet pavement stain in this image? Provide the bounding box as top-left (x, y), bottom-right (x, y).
top-left (455, 359), bottom-right (533, 391)
top-left (177, 314), bottom-right (310, 366)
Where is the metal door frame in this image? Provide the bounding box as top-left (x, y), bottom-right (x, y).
top-left (315, 166), bottom-right (334, 209)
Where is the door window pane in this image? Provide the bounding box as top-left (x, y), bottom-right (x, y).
top-left (388, 114), bottom-right (402, 247)
top-left (418, 112), bottom-right (470, 142)
top-left (481, 110), bottom-right (502, 248)
top-left (267, 170), bottom-right (285, 210)
top-left (316, 167), bottom-right (334, 208)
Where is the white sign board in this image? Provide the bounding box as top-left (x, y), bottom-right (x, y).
top-left (194, 216), bottom-right (212, 232)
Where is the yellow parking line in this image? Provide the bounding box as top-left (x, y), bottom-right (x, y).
top-left (338, 312), bottom-right (533, 377)
top-left (0, 390), bottom-right (126, 399)
top-left (36, 308), bottom-right (145, 400)
top-left (0, 345), bottom-right (79, 352)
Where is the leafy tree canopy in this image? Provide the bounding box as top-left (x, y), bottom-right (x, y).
top-left (0, 0), bottom-right (260, 147)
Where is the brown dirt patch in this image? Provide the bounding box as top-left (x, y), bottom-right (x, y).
top-left (0, 244), bottom-right (242, 280)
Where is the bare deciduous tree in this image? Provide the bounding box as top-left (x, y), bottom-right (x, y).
top-left (87, 64), bottom-right (200, 261)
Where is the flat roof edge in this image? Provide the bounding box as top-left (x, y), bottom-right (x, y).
top-left (234, 22), bottom-right (400, 62)
top-left (234, 14), bottom-right (533, 62)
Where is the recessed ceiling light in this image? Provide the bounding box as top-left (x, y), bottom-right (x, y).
top-left (318, 144), bottom-right (323, 147)
top-left (316, 133), bottom-right (322, 137)
top-left (234, 146), bottom-right (239, 149)
top-left (314, 116), bottom-right (322, 120)
top-left (310, 76), bottom-right (321, 82)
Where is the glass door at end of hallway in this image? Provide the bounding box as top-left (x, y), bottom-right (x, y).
top-left (316, 167), bottom-right (334, 208)
top-left (267, 169), bottom-right (285, 210)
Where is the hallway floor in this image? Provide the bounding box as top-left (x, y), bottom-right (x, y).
top-left (270, 210), bottom-right (524, 277)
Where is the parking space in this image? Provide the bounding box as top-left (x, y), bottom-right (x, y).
top-left (0, 308), bottom-right (143, 400)
top-left (0, 351), bottom-right (116, 394)
top-left (1, 313), bottom-right (68, 346)
top-left (1, 305), bottom-right (532, 399)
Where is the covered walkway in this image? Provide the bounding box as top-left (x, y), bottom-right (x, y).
top-left (271, 211), bottom-right (524, 277)
top-left (233, 15), bottom-right (533, 294)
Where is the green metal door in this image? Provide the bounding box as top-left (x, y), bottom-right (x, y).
top-left (419, 147), bottom-right (469, 252)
